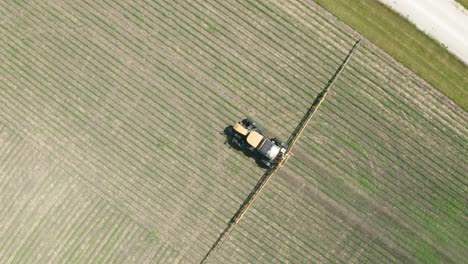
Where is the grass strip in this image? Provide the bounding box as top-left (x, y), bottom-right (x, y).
top-left (455, 0), bottom-right (468, 9)
top-left (313, 0), bottom-right (468, 111)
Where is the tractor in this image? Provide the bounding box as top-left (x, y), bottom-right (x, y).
top-left (230, 118), bottom-right (287, 168)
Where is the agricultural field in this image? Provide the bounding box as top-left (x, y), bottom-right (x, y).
top-left (0, 0), bottom-right (465, 263)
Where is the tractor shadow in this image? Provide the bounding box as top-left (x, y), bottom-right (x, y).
top-left (222, 125), bottom-right (270, 169)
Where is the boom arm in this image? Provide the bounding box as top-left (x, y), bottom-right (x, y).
top-left (286, 39), bottom-right (361, 151)
top-left (200, 39), bottom-right (360, 263)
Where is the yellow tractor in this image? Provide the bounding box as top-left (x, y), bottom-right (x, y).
top-left (231, 118), bottom-right (287, 168)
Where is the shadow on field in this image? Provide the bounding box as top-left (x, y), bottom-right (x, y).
top-left (222, 125), bottom-right (269, 169)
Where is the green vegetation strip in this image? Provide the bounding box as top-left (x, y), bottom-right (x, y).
top-left (313, 0), bottom-right (468, 111)
top-left (455, 0), bottom-right (468, 9)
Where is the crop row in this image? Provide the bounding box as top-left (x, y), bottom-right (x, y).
top-left (0, 1), bottom-right (269, 260)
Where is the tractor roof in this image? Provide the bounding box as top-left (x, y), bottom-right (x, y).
top-left (246, 130), bottom-right (264, 148)
top-left (233, 122), bottom-right (248, 136)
